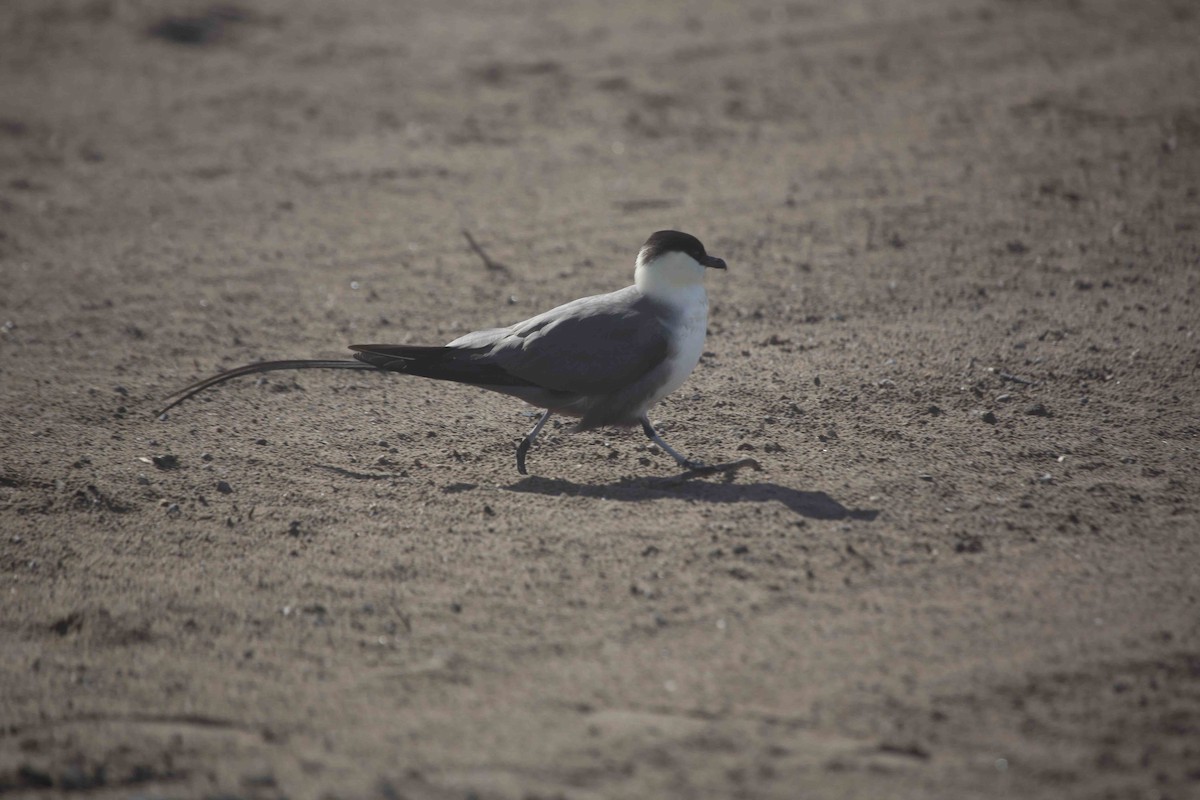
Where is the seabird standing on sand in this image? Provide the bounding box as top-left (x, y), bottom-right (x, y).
top-left (159, 230), bottom-right (757, 476)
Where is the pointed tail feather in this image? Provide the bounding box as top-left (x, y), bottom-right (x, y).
top-left (159, 343), bottom-right (541, 418)
top-left (158, 359), bottom-right (374, 416)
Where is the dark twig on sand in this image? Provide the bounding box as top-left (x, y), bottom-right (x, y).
top-left (681, 458), bottom-right (763, 479)
top-left (462, 229), bottom-right (510, 274)
top-left (998, 371), bottom-right (1036, 386)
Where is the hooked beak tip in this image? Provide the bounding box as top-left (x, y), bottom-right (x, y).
top-left (702, 255), bottom-right (727, 270)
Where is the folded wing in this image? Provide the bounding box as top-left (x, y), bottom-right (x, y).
top-left (350, 286), bottom-right (673, 421)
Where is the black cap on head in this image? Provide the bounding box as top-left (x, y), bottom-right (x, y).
top-left (639, 230), bottom-right (727, 269)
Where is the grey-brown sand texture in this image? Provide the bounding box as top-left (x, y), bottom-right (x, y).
top-left (2, 1), bottom-right (1199, 798)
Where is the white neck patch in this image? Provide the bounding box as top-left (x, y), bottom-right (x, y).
top-left (635, 250), bottom-right (706, 305)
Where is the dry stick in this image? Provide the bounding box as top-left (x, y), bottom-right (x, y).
top-left (312, 464), bottom-right (399, 481)
top-left (682, 457), bottom-right (762, 478)
top-left (462, 229), bottom-right (510, 273)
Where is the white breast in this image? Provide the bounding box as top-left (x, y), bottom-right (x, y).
top-left (642, 284), bottom-right (708, 412)
top-left (631, 250), bottom-right (712, 415)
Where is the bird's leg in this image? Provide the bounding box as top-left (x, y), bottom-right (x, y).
top-left (639, 415), bottom-right (762, 475)
top-left (639, 416), bottom-right (707, 469)
top-left (516, 410), bottom-right (553, 475)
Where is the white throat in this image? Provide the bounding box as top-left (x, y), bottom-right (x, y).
top-left (634, 250), bottom-right (707, 308)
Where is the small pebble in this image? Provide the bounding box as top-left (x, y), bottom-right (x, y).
top-left (16, 765), bottom-right (52, 788)
top-left (216, 480), bottom-right (233, 494)
top-left (242, 771), bottom-right (277, 788)
top-left (981, 411), bottom-right (997, 424)
top-left (955, 536), bottom-right (984, 553)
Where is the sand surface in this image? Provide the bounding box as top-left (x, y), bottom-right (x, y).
top-left (2, 1), bottom-right (1199, 798)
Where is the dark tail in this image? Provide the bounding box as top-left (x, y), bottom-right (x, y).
top-left (159, 344), bottom-right (540, 418)
top-left (158, 359), bottom-right (374, 416)
top-left (350, 344), bottom-right (537, 388)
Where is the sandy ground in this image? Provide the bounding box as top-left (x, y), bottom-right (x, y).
top-left (2, 0), bottom-right (1199, 798)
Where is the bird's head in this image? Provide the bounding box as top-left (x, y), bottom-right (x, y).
top-left (634, 230), bottom-right (726, 298)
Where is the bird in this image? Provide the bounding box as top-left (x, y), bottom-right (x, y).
top-left (159, 230), bottom-right (758, 476)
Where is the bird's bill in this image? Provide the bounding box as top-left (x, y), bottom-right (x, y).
top-left (701, 255), bottom-right (727, 270)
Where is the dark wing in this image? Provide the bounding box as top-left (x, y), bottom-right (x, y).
top-left (483, 286), bottom-right (672, 396)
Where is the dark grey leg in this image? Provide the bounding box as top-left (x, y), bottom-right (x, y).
top-left (516, 410), bottom-right (552, 475)
top-left (639, 415), bottom-right (762, 475)
top-left (639, 415), bottom-right (706, 469)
